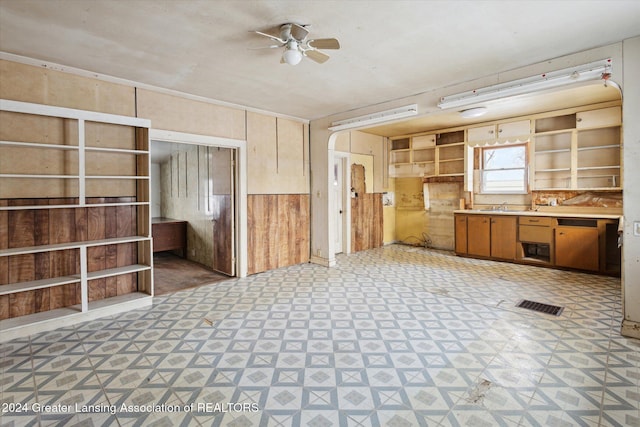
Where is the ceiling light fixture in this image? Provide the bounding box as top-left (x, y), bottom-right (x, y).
top-left (459, 107), bottom-right (488, 118)
top-left (328, 104), bottom-right (418, 132)
top-left (282, 41), bottom-right (303, 65)
top-left (438, 59), bottom-right (612, 110)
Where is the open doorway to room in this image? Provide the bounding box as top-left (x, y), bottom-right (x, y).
top-left (151, 140), bottom-right (237, 295)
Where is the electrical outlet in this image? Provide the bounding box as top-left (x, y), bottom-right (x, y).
top-left (634, 221), bottom-right (640, 237)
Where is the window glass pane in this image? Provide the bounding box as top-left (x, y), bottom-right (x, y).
top-left (482, 169), bottom-right (527, 193)
top-left (481, 144), bottom-right (528, 194)
top-left (484, 146), bottom-right (526, 169)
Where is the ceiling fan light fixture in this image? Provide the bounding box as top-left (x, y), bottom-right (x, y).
top-left (254, 23), bottom-right (340, 65)
top-left (460, 107), bottom-right (488, 118)
top-left (282, 41), bottom-right (302, 65)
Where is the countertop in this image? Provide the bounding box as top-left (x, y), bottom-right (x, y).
top-left (453, 209), bottom-right (622, 220)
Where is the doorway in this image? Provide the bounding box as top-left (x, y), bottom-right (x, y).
top-left (149, 130), bottom-right (248, 293)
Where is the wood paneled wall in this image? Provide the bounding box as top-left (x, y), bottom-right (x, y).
top-left (351, 193), bottom-right (384, 252)
top-left (0, 198), bottom-right (138, 320)
top-left (247, 194), bottom-right (309, 275)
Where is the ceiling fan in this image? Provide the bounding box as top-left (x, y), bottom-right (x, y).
top-left (253, 23), bottom-right (340, 65)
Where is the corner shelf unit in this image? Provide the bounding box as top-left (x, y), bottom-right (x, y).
top-left (0, 99), bottom-right (153, 342)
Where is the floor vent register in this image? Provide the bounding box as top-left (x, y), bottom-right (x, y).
top-left (516, 299), bottom-right (564, 316)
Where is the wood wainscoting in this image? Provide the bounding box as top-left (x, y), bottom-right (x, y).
top-left (247, 194), bottom-right (310, 275)
top-left (351, 193), bottom-right (383, 252)
top-left (0, 197), bottom-right (139, 320)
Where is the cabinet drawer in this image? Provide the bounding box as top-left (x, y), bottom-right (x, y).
top-left (519, 225), bottom-right (552, 243)
top-left (519, 216), bottom-right (553, 226)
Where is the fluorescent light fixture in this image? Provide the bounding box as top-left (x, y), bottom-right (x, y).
top-left (328, 104), bottom-right (418, 131)
top-left (438, 59), bottom-right (612, 110)
top-left (460, 107), bottom-right (488, 118)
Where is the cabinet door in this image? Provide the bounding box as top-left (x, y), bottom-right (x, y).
top-left (498, 120), bottom-right (530, 139)
top-left (467, 215), bottom-right (490, 257)
top-left (412, 134), bottom-right (436, 149)
top-left (555, 227), bottom-right (599, 271)
top-left (468, 125), bottom-right (496, 142)
top-left (490, 216), bottom-right (517, 260)
top-left (576, 107), bottom-right (621, 129)
top-left (454, 215), bottom-right (468, 254)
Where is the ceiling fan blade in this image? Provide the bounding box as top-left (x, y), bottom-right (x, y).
top-left (308, 38), bottom-right (340, 50)
top-left (290, 23), bottom-right (309, 41)
top-left (248, 43), bottom-right (284, 50)
top-left (304, 49), bottom-right (330, 64)
top-left (253, 30), bottom-right (286, 44)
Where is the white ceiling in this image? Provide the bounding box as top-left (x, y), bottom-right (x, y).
top-left (0, 0), bottom-right (639, 127)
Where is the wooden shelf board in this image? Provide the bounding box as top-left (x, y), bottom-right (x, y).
top-left (577, 166), bottom-right (620, 171)
top-left (0, 201), bottom-right (149, 211)
top-left (577, 144), bottom-right (620, 151)
top-left (0, 174), bottom-right (79, 179)
top-left (0, 275), bottom-right (80, 295)
top-left (534, 129), bottom-right (575, 136)
top-left (0, 292), bottom-right (153, 343)
top-left (85, 147), bottom-right (149, 154)
top-left (0, 236), bottom-right (150, 256)
top-left (84, 201), bottom-right (150, 207)
top-left (85, 176), bottom-right (149, 180)
top-left (0, 140), bottom-right (79, 150)
top-left (536, 148), bottom-right (571, 154)
top-left (87, 264), bottom-right (151, 280)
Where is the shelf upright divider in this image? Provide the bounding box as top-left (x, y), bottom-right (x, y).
top-left (78, 118), bottom-right (86, 206)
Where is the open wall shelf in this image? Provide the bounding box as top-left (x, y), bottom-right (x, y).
top-left (0, 99), bottom-right (153, 342)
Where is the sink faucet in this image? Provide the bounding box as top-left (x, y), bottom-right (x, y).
top-left (500, 202), bottom-right (508, 211)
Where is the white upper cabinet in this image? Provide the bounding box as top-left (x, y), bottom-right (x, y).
top-left (467, 124), bottom-right (496, 142)
top-left (468, 120), bottom-right (531, 143)
top-left (497, 120), bottom-right (531, 139)
top-left (411, 134), bottom-right (436, 149)
top-left (576, 106), bottom-right (621, 129)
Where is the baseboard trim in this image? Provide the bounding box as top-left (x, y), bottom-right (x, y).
top-left (309, 255), bottom-right (336, 267)
top-left (621, 319), bottom-right (640, 339)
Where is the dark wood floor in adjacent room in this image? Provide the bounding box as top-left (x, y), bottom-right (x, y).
top-left (153, 252), bottom-right (228, 296)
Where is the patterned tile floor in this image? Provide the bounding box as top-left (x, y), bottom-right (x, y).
top-left (1, 245), bottom-right (639, 427)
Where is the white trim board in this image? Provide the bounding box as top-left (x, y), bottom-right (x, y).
top-left (150, 129), bottom-right (248, 278)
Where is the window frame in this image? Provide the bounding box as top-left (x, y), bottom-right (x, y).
top-left (480, 143), bottom-right (529, 194)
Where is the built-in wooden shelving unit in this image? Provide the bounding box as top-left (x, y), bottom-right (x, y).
top-left (0, 99), bottom-right (153, 342)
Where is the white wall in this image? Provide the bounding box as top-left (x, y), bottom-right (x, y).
top-left (621, 36), bottom-right (640, 338)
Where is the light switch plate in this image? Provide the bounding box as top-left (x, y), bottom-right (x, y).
top-left (635, 221), bottom-right (640, 236)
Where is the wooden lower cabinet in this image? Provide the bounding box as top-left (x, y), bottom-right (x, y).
top-left (461, 214), bottom-right (516, 260)
top-left (490, 216), bottom-right (517, 260)
top-left (555, 226), bottom-right (599, 271)
top-left (467, 215), bottom-right (490, 257)
top-left (454, 214), bottom-right (468, 254)
top-left (454, 213), bottom-right (613, 275)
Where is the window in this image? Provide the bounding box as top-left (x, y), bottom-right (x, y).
top-left (481, 144), bottom-right (528, 193)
